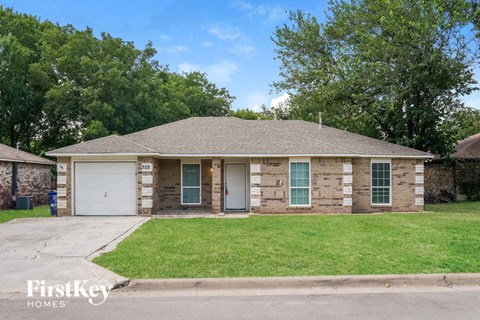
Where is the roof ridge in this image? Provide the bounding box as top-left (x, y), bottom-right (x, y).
top-left (247, 119), bottom-right (361, 155)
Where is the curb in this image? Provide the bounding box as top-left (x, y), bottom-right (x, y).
top-left (124, 273), bottom-right (480, 292)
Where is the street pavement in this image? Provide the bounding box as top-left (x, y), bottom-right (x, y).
top-left (2, 285), bottom-right (480, 320)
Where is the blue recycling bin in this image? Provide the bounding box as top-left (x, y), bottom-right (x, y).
top-left (48, 191), bottom-right (57, 216)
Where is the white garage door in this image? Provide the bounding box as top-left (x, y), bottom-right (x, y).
top-left (74, 162), bottom-right (137, 216)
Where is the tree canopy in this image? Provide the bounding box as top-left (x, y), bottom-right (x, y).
top-left (272, 0), bottom-right (480, 156)
top-left (0, 7), bottom-right (235, 154)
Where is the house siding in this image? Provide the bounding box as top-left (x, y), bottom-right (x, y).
top-left (1, 161), bottom-right (53, 211)
top-left (17, 163), bottom-right (53, 207)
top-left (137, 156), bottom-right (159, 216)
top-left (250, 157), bottom-right (351, 214)
top-left (156, 159), bottom-right (213, 211)
top-left (0, 161), bottom-right (13, 210)
top-left (352, 158), bottom-right (424, 213)
top-left (54, 155), bottom-right (425, 216)
top-left (56, 157), bottom-right (72, 216)
top-left (424, 161), bottom-right (468, 202)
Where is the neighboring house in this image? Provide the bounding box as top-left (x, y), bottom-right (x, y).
top-left (46, 117), bottom-right (432, 216)
top-left (0, 143), bottom-right (55, 210)
top-left (425, 133), bottom-right (480, 202)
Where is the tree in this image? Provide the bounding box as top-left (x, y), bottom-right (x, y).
top-left (170, 71), bottom-right (235, 117)
top-left (0, 7), bottom-right (236, 152)
top-left (0, 8), bottom-right (52, 151)
top-left (231, 106), bottom-right (273, 120)
top-left (272, 0), bottom-right (479, 156)
top-left (452, 107), bottom-right (480, 140)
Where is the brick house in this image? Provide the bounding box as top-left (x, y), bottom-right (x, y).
top-left (46, 117), bottom-right (432, 216)
top-left (425, 133), bottom-right (480, 202)
top-left (0, 143), bottom-right (55, 210)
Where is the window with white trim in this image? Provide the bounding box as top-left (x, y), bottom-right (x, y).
top-left (182, 163), bottom-right (201, 204)
top-left (371, 160), bottom-right (391, 205)
top-left (290, 161), bottom-right (310, 206)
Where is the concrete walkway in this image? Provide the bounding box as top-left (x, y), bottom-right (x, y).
top-left (0, 216), bottom-right (148, 295)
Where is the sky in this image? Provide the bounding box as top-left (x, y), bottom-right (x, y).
top-left (2, 0), bottom-right (479, 110)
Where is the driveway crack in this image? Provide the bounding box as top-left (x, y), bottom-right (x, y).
top-left (33, 240), bottom-right (47, 259)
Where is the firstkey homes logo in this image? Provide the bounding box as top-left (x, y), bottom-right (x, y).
top-left (26, 280), bottom-right (112, 308)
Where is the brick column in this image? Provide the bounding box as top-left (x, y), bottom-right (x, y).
top-left (211, 157), bottom-right (222, 213)
top-left (137, 157), bottom-right (159, 216)
top-left (56, 157), bottom-right (71, 216)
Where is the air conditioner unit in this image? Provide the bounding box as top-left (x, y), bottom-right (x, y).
top-left (16, 196), bottom-right (33, 210)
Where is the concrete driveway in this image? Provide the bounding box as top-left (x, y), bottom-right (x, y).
top-left (0, 216), bottom-right (148, 295)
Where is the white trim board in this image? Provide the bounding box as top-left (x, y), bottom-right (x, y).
top-left (47, 152), bottom-right (433, 159)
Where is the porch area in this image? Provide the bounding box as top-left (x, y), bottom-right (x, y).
top-left (138, 157), bottom-right (251, 215)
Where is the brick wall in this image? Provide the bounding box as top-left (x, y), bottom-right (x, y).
top-left (250, 157), bottom-right (351, 214)
top-left (424, 161), bottom-right (462, 201)
top-left (352, 158), bottom-right (424, 213)
top-left (211, 158), bottom-right (221, 213)
top-left (312, 157), bottom-right (352, 214)
top-left (137, 156), bottom-right (159, 216)
top-left (156, 159), bottom-right (213, 211)
top-left (17, 163), bottom-right (53, 207)
top-left (1, 161), bottom-right (53, 211)
top-left (0, 161), bottom-right (13, 210)
top-left (56, 157), bottom-right (71, 216)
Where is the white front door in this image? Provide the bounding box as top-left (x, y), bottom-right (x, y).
top-left (74, 162), bottom-right (137, 216)
top-left (225, 163), bottom-right (246, 210)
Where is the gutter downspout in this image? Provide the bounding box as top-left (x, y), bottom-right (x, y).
top-left (11, 142), bottom-right (20, 207)
top-left (11, 162), bottom-right (18, 206)
top-left (453, 160), bottom-right (457, 201)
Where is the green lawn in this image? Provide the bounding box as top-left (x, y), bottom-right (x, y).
top-left (94, 202), bottom-right (480, 278)
top-left (0, 205), bottom-right (51, 224)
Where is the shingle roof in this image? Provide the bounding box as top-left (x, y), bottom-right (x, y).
top-left (47, 117), bottom-right (432, 158)
top-left (452, 133), bottom-right (480, 159)
top-left (0, 143), bottom-right (55, 165)
top-left (255, 120), bottom-right (430, 157)
top-left (47, 135), bottom-right (157, 155)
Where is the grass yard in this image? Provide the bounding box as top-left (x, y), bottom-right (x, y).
top-left (0, 205), bottom-right (51, 224)
top-left (94, 202), bottom-right (480, 278)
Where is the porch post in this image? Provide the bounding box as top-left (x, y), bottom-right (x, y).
top-left (212, 157), bottom-right (221, 213)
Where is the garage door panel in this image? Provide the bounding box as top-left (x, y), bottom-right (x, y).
top-left (75, 162), bottom-right (137, 216)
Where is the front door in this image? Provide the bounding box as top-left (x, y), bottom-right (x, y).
top-left (225, 163), bottom-right (247, 210)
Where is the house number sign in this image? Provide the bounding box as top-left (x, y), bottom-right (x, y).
top-left (141, 163), bottom-right (153, 172)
